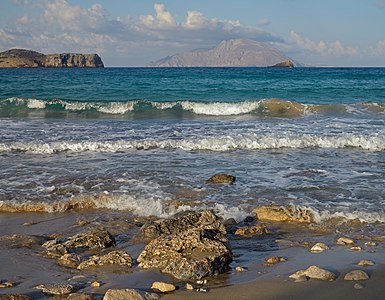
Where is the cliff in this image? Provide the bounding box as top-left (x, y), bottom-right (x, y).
top-left (0, 49), bottom-right (104, 68)
top-left (147, 39), bottom-right (295, 67)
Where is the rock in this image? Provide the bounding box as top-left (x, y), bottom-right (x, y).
top-left (354, 283), bottom-right (365, 289)
top-left (365, 241), bottom-right (377, 247)
top-left (235, 266), bottom-right (247, 272)
top-left (58, 253), bottom-right (82, 268)
top-left (151, 282), bottom-right (176, 293)
top-left (350, 246), bottom-right (362, 251)
top-left (90, 281), bottom-right (101, 287)
top-left (253, 205), bottom-right (315, 223)
top-left (0, 49), bottom-right (104, 68)
top-left (264, 256), bottom-right (286, 266)
top-left (103, 289), bottom-right (159, 300)
top-left (270, 60), bottom-right (295, 68)
top-left (207, 174), bottom-right (236, 184)
top-left (138, 228), bottom-right (232, 280)
top-left (357, 259), bottom-right (375, 266)
top-left (186, 283), bottom-right (194, 290)
top-left (78, 250), bottom-right (132, 270)
top-left (223, 218), bottom-right (237, 226)
top-left (67, 293), bottom-right (94, 300)
top-left (141, 210), bottom-right (226, 238)
top-left (290, 266), bottom-right (336, 281)
top-left (310, 242), bottom-right (329, 252)
top-left (42, 239), bottom-right (68, 257)
top-left (0, 295), bottom-right (33, 300)
top-left (64, 230), bottom-right (115, 249)
top-left (235, 224), bottom-right (269, 236)
top-left (336, 237), bottom-right (354, 245)
top-left (0, 281), bottom-right (14, 288)
top-left (344, 270), bottom-right (369, 281)
top-left (36, 283), bottom-right (80, 295)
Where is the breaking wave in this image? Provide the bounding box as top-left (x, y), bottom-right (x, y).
top-left (1, 133), bottom-right (384, 153)
top-left (1, 97), bottom-right (384, 118)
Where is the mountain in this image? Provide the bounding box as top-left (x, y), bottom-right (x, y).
top-left (147, 39), bottom-right (294, 67)
top-left (0, 49), bottom-right (104, 68)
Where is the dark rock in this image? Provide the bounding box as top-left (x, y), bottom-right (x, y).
top-left (207, 174), bottom-right (236, 184)
top-left (78, 250), bottom-right (133, 270)
top-left (36, 283), bottom-right (80, 295)
top-left (137, 228), bottom-right (232, 280)
top-left (234, 224), bottom-right (269, 236)
top-left (141, 210), bottom-right (226, 238)
top-left (269, 60), bottom-right (294, 68)
top-left (243, 216), bottom-right (254, 223)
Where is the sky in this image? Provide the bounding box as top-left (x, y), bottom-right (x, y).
top-left (1, 0), bottom-right (385, 66)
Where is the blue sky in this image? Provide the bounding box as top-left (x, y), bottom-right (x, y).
top-left (1, 0), bottom-right (385, 66)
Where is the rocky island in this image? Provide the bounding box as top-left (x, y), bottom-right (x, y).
top-left (0, 49), bottom-right (104, 68)
top-left (147, 39), bottom-right (296, 67)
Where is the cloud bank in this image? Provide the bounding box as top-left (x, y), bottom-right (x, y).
top-left (1, 0), bottom-right (384, 66)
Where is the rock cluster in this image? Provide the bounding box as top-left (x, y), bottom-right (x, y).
top-left (138, 210), bottom-right (232, 280)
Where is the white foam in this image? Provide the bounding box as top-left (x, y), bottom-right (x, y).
top-left (26, 99), bottom-right (46, 109)
top-left (180, 101), bottom-right (261, 115)
top-left (319, 210), bottom-right (385, 224)
top-left (97, 102), bottom-right (136, 114)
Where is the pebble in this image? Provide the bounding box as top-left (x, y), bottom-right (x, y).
top-left (196, 288), bottom-right (207, 293)
top-left (310, 242), bottom-right (329, 252)
top-left (365, 241), bottom-right (377, 247)
top-left (354, 283), bottom-right (365, 289)
top-left (357, 259), bottom-right (375, 266)
top-left (186, 283), bottom-right (194, 290)
top-left (264, 256), bottom-right (286, 265)
top-left (336, 237), bottom-right (354, 245)
top-left (196, 280), bottom-right (207, 285)
top-left (350, 246), bottom-right (362, 251)
top-left (0, 281), bottom-right (14, 288)
top-left (235, 266), bottom-right (247, 272)
top-left (151, 282), bottom-right (176, 293)
top-left (344, 270), bottom-right (369, 281)
top-left (90, 281), bottom-right (101, 288)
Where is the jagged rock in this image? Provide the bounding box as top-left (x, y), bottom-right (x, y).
top-left (78, 250), bottom-right (132, 270)
top-left (103, 289), bottom-right (159, 300)
top-left (36, 283), bottom-right (80, 295)
top-left (290, 266), bottom-right (336, 281)
top-left (264, 256), bottom-right (286, 266)
top-left (141, 210), bottom-right (226, 238)
top-left (310, 242), bottom-right (329, 252)
top-left (0, 49), bottom-right (104, 68)
top-left (58, 253), bottom-right (82, 268)
top-left (336, 237), bottom-right (354, 245)
top-left (64, 230), bottom-right (115, 249)
top-left (344, 270), bottom-right (369, 281)
top-left (0, 295), bottom-right (33, 300)
top-left (138, 228), bottom-right (232, 280)
top-left (357, 259), bottom-right (375, 266)
top-left (151, 282), bottom-right (176, 293)
top-left (234, 224), bottom-right (269, 236)
top-left (270, 60), bottom-right (294, 68)
top-left (207, 174), bottom-right (236, 184)
top-left (253, 205), bottom-right (315, 223)
top-left (42, 239), bottom-right (68, 257)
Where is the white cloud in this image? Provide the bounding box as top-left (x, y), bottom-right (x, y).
top-left (370, 40), bottom-right (385, 56)
top-left (258, 18), bottom-right (271, 27)
top-left (140, 3), bottom-right (177, 29)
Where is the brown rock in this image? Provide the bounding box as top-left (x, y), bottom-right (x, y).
top-left (207, 174), bottom-right (236, 184)
top-left (336, 237), bottom-right (354, 245)
top-left (357, 259), bottom-right (375, 266)
top-left (138, 228), bottom-right (232, 280)
top-left (253, 205), bottom-right (315, 223)
top-left (67, 293), bottom-right (94, 300)
top-left (0, 295), bottom-right (33, 300)
top-left (310, 242), bottom-right (329, 252)
top-left (141, 210), bottom-right (226, 238)
top-left (235, 224), bottom-right (269, 236)
top-left (264, 256), bottom-right (286, 266)
top-left (103, 289), bottom-right (159, 300)
top-left (290, 266), bottom-right (336, 281)
top-left (58, 253), bottom-right (82, 268)
top-left (151, 282), bottom-right (176, 293)
top-left (344, 270), bottom-right (369, 281)
top-left (64, 230), bottom-right (115, 249)
top-left (78, 250), bottom-right (132, 270)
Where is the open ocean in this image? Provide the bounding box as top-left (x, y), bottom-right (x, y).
top-left (1, 67), bottom-right (385, 226)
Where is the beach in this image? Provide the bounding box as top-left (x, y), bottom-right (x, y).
top-left (0, 67), bottom-right (385, 299)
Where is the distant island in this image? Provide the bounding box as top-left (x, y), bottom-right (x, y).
top-left (0, 49), bottom-right (104, 68)
top-left (147, 39), bottom-right (296, 67)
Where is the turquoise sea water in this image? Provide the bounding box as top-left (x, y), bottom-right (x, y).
top-left (0, 67), bottom-right (384, 225)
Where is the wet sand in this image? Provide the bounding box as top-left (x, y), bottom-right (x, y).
top-left (0, 211), bottom-right (384, 299)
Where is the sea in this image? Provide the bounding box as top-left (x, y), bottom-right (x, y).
top-left (0, 67), bottom-right (384, 228)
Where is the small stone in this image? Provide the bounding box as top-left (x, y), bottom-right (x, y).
top-left (196, 280), bottom-right (207, 285)
top-left (264, 256), bottom-right (286, 265)
top-left (365, 241), bottom-right (377, 247)
top-left (354, 283), bottom-right (365, 289)
top-left (0, 281), bottom-right (14, 288)
top-left (207, 174), bottom-right (236, 184)
top-left (357, 259), bottom-right (375, 267)
top-left (336, 237), bottom-right (355, 245)
top-left (103, 289), bottom-right (159, 300)
top-left (344, 270), bottom-right (369, 281)
top-left (350, 246), bottom-right (362, 251)
top-left (235, 266), bottom-right (247, 272)
top-left (36, 283), bottom-right (79, 295)
top-left (151, 282), bottom-right (176, 293)
top-left (186, 283), bottom-right (194, 290)
top-left (91, 281), bottom-right (101, 288)
top-left (196, 288), bottom-right (207, 293)
top-left (290, 266), bottom-right (336, 281)
top-left (310, 242), bottom-right (329, 252)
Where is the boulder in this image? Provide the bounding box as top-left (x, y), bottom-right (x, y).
top-left (310, 242), bottom-right (329, 252)
top-left (336, 237), bottom-right (354, 245)
top-left (42, 239), bottom-right (68, 257)
top-left (357, 259), bottom-right (375, 266)
top-left (234, 224), bottom-right (269, 236)
top-left (58, 253), bottom-right (82, 268)
top-left (141, 210), bottom-right (226, 238)
top-left (138, 228), bottom-right (232, 280)
top-left (344, 270), bottom-right (369, 281)
top-left (64, 230), bottom-right (115, 249)
top-left (36, 283), bottom-right (80, 295)
top-left (290, 266), bottom-right (336, 281)
top-left (253, 205), bottom-right (315, 223)
top-left (151, 282), bottom-right (176, 293)
top-left (78, 250), bottom-right (132, 270)
top-left (207, 174), bottom-right (236, 184)
top-left (103, 289), bottom-right (159, 300)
